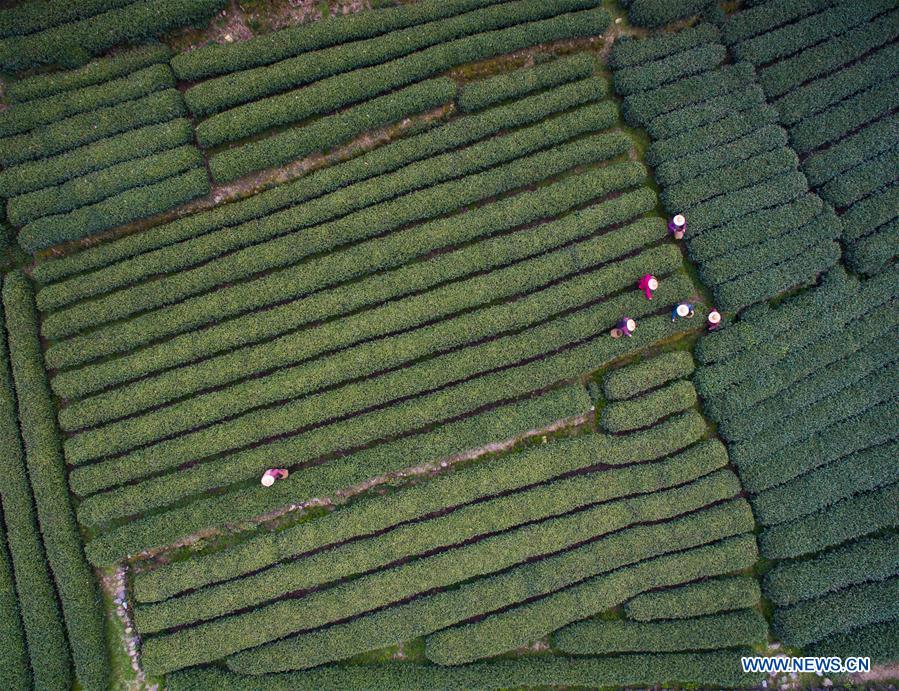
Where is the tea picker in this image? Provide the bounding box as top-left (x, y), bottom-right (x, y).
top-left (638, 274), bottom-right (658, 300)
top-left (611, 317), bottom-right (636, 338)
top-left (707, 309), bottom-right (722, 331)
top-left (261, 468), bottom-right (289, 486)
top-left (671, 302), bottom-right (695, 321)
top-left (668, 214), bottom-right (686, 240)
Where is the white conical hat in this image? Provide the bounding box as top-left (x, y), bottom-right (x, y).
top-left (708, 310), bottom-right (721, 324)
top-left (677, 303), bottom-right (691, 317)
top-left (673, 214), bottom-right (685, 226)
top-left (261, 473), bottom-right (275, 487)
top-left (648, 277), bottom-right (659, 290)
top-left (626, 318), bottom-right (636, 331)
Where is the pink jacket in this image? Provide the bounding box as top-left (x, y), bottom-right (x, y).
top-left (638, 274), bottom-right (657, 300)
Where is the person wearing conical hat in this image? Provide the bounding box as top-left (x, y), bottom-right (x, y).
top-left (671, 302), bottom-right (695, 321)
top-left (707, 309), bottom-right (722, 331)
top-left (616, 317), bottom-right (636, 337)
top-left (668, 214), bottom-right (686, 240)
top-left (638, 274), bottom-right (658, 300)
top-left (261, 468), bottom-right (289, 486)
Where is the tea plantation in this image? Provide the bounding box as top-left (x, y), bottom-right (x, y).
top-left (0, 0), bottom-right (894, 689)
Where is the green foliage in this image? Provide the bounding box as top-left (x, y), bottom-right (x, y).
top-left (195, 7), bottom-right (610, 147)
top-left (458, 53), bottom-right (595, 112)
top-left (845, 218), bottom-right (898, 275)
top-left (142, 491), bottom-right (748, 673)
top-left (764, 533), bottom-right (899, 607)
top-left (613, 44), bottom-right (725, 96)
top-left (841, 184), bottom-right (899, 243)
top-left (723, 0), bottom-right (840, 45)
top-left (83, 312), bottom-right (700, 567)
top-left (33, 76), bottom-right (608, 289)
top-left (730, 0), bottom-right (894, 66)
top-left (209, 78), bottom-right (457, 182)
top-left (600, 380), bottom-right (697, 433)
top-left (686, 193), bottom-right (819, 263)
top-left (610, 24), bottom-right (719, 69)
top-left (626, 0), bottom-right (715, 28)
top-left (820, 146), bottom-right (899, 208)
top-left (134, 444), bottom-right (727, 634)
top-left (554, 609), bottom-right (767, 653)
top-left (623, 63), bottom-right (755, 128)
top-left (647, 106), bottom-right (777, 167)
top-left (44, 135), bottom-right (635, 348)
top-left (64, 253), bottom-right (681, 464)
top-left (54, 188), bottom-right (653, 404)
top-left (773, 577), bottom-right (899, 646)
top-left (802, 115), bottom-right (899, 188)
top-left (186, 0), bottom-right (592, 118)
top-left (625, 575), bottom-right (761, 621)
top-left (19, 168), bottom-right (210, 251)
top-left (63, 216), bottom-right (664, 433)
top-left (759, 484), bottom-right (899, 560)
top-left (655, 124), bottom-right (786, 187)
top-left (5, 43), bottom-right (171, 103)
top-left (602, 351), bottom-right (695, 401)
top-left (647, 84), bottom-right (765, 140)
top-left (0, 0), bottom-right (225, 70)
top-left (808, 621), bottom-right (899, 663)
top-left (0, 519), bottom-right (29, 691)
top-left (0, 119), bottom-right (194, 198)
top-left (759, 8), bottom-right (899, 98)
top-left (0, 64), bottom-right (174, 138)
top-left (171, 0), bottom-right (509, 81)
top-left (0, 89), bottom-right (186, 167)
top-left (2, 272), bottom-right (109, 690)
top-left (662, 147), bottom-right (797, 212)
top-left (0, 0), bottom-right (136, 39)
top-left (170, 651), bottom-right (764, 690)
top-left (134, 438), bottom-right (725, 603)
top-left (405, 515), bottom-right (757, 667)
top-left (0, 286), bottom-right (71, 690)
top-left (7, 145), bottom-right (203, 226)
top-left (790, 81), bottom-right (899, 155)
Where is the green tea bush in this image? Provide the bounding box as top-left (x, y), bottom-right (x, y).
top-left (186, 0), bottom-right (593, 118)
top-left (603, 351), bottom-right (695, 401)
top-left (802, 115), bottom-right (899, 187)
top-left (196, 8), bottom-right (610, 146)
top-left (841, 184), bottom-right (899, 243)
top-left (613, 45), bottom-right (725, 96)
top-left (0, 281), bottom-right (71, 691)
top-left (555, 609), bottom-right (766, 654)
top-left (0, 0), bottom-right (135, 39)
top-left (62, 218), bottom-right (665, 430)
top-left (600, 380), bottom-right (697, 433)
top-left (764, 533), bottom-right (899, 606)
top-left (610, 24), bottom-right (719, 69)
top-left (773, 577), bottom-right (899, 646)
top-left (33, 76), bottom-right (608, 288)
top-left (135, 449), bottom-right (727, 633)
top-left (0, 0), bottom-right (225, 70)
top-left (209, 78), bottom-right (456, 182)
top-left (759, 9), bottom-right (899, 98)
top-left (626, 0), bottom-right (715, 28)
top-left (845, 219), bottom-right (898, 275)
top-left (0, 89), bottom-right (185, 166)
top-left (625, 575), bottom-right (760, 621)
top-left (5, 44), bottom-right (171, 103)
top-left (2, 272), bottom-right (109, 689)
top-left (790, 81), bottom-right (899, 155)
top-left (141, 487), bottom-right (745, 673)
top-left (655, 124), bottom-right (786, 187)
top-left (647, 85), bottom-right (765, 140)
top-left (409, 511), bottom-right (756, 667)
top-left (0, 64), bottom-right (174, 138)
top-left (808, 622), bottom-right (899, 664)
top-left (64, 249), bottom-right (679, 460)
top-left (0, 119), bottom-right (193, 198)
top-left (82, 314), bottom-right (700, 566)
top-left (171, 0), bottom-right (508, 80)
top-left (758, 484), bottom-right (899, 559)
top-left (0, 521), bottom-right (29, 691)
top-left (723, 0), bottom-right (842, 46)
top-left (458, 53), bottom-right (595, 112)
top-left (43, 138), bottom-right (636, 343)
top-left (172, 651), bottom-right (763, 689)
top-left (8, 145), bottom-right (203, 226)
top-left (19, 168), bottom-right (210, 251)
top-left (820, 147), bottom-right (899, 208)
